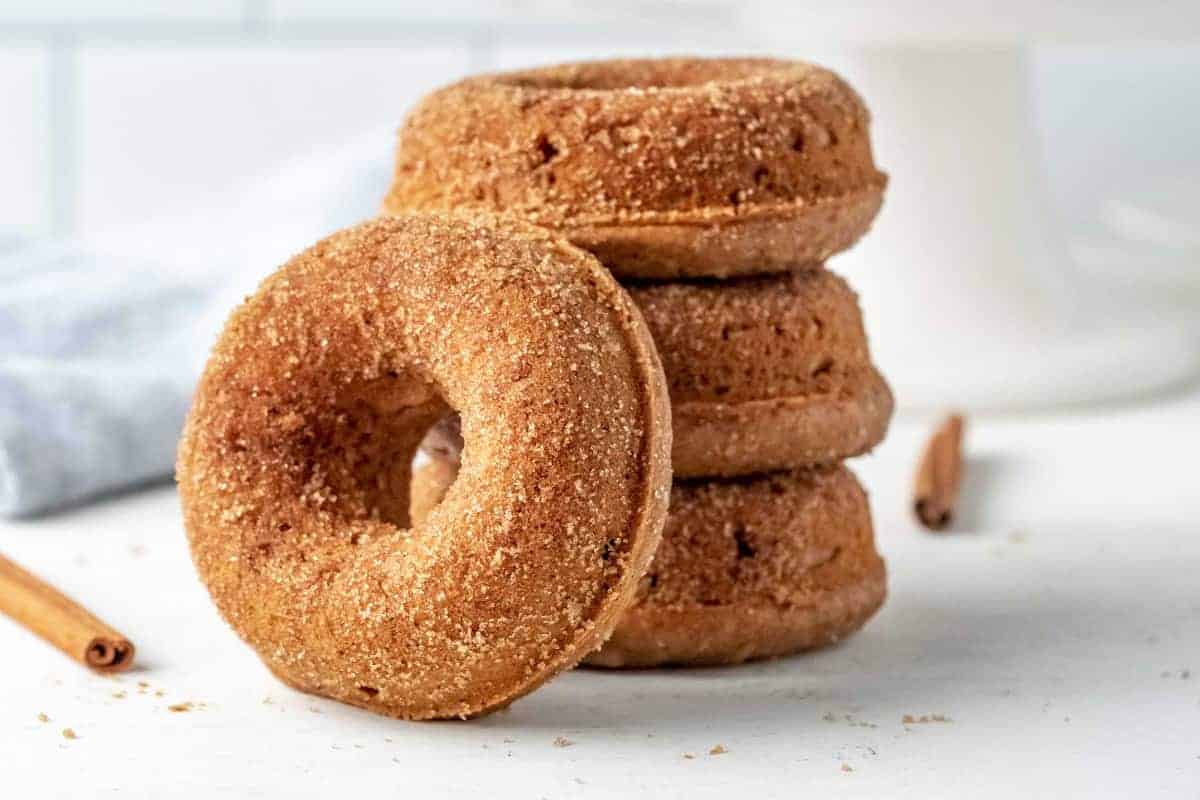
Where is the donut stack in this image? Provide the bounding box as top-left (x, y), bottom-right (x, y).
top-left (385, 57), bottom-right (894, 667)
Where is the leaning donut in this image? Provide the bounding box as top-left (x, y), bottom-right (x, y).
top-left (177, 214), bottom-right (672, 719)
top-left (412, 462), bottom-right (886, 667)
top-left (383, 57), bottom-right (888, 279)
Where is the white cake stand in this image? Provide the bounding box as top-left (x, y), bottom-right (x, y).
top-left (741, 3), bottom-right (1200, 411)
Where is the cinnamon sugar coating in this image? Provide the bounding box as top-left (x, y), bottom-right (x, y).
top-left (590, 466), bottom-right (885, 666)
top-left (176, 214), bottom-right (672, 720)
top-left (412, 462), bottom-right (886, 667)
top-left (670, 367), bottom-right (892, 477)
top-left (422, 269), bottom-right (893, 477)
top-left (633, 268), bottom-right (892, 475)
top-left (383, 57), bottom-right (887, 279)
top-left (633, 269), bottom-right (869, 404)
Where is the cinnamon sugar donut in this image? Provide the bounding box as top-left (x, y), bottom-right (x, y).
top-left (409, 456), bottom-right (456, 525)
top-left (383, 57), bottom-right (887, 279)
top-left (632, 269), bottom-right (892, 476)
top-left (412, 462), bottom-right (886, 667)
top-left (177, 214), bottom-right (672, 719)
top-left (422, 269), bottom-right (893, 477)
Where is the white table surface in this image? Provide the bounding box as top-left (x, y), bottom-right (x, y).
top-left (3, 392), bottom-right (1199, 799)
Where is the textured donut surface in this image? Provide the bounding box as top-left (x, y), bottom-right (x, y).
top-left (630, 269), bottom-right (892, 476)
top-left (421, 269), bottom-right (893, 478)
top-left (177, 214), bottom-right (671, 719)
top-left (383, 57), bottom-right (887, 279)
top-left (412, 462), bottom-right (885, 667)
top-left (587, 466), bottom-right (885, 667)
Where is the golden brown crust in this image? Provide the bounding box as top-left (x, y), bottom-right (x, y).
top-left (633, 268), bottom-right (893, 475)
top-left (596, 465), bottom-right (886, 666)
top-left (592, 465), bottom-right (886, 667)
top-left (671, 366), bottom-right (893, 477)
top-left (176, 213), bottom-right (671, 719)
top-left (631, 269), bottom-right (871, 404)
top-left (383, 57), bottom-right (887, 279)
top-left (411, 462), bottom-right (885, 668)
top-left (421, 269), bottom-right (892, 477)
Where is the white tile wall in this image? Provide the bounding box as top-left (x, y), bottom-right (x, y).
top-left (267, 1), bottom-right (734, 28)
top-left (0, 1), bottom-right (766, 239)
top-left (76, 43), bottom-right (471, 233)
top-left (2, 1), bottom-right (1194, 244)
top-left (268, 0), bottom-right (515, 23)
top-left (0, 1), bottom-right (244, 23)
top-left (0, 47), bottom-right (49, 233)
top-left (1033, 44), bottom-right (1200, 235)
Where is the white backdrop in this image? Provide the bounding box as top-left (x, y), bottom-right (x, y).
top-left (2, 1), bottom-right (1198, 411)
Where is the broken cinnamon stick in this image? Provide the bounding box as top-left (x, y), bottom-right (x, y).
top-left (0, 552), bottom-right (135, 673)
top-left (913, 413), bottom-right (966, 531)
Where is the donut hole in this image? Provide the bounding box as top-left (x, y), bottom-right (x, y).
top-left (313, 369), bottom-right (448, 528)
top-left (358, 686), bottom-right (380, 700)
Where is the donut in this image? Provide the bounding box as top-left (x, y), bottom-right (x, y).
top-left (176, 214), bottom-right (672, 719)
top-left (633, 269), bottom-right (892, 477)
top-left (382, 57), bottom-right (887, 280)
top-left (589, 466), bottom-right (885, 667)
top-left (411, 461), bottom-right (886, 667)
top-left (409, 456), bottom-right (457, 525)
top-left (421, 269), bottom-right (893, 477)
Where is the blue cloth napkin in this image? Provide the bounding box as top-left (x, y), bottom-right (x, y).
top-left (0, 240), bottom-right (213, 515)
top-left (0, 130), bottom-right (392, 516)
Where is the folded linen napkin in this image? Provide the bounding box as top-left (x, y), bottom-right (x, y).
top-left (0, 129), bottom-right (392, 516)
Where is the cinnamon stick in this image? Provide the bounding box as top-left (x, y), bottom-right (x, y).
top-left (0, 552), bottom-right (135, 672)
top-left (913, 413), bottom-right (966, 531)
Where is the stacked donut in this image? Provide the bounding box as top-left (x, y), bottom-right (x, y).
top-left (385, 57), bottom-right (894, 667)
